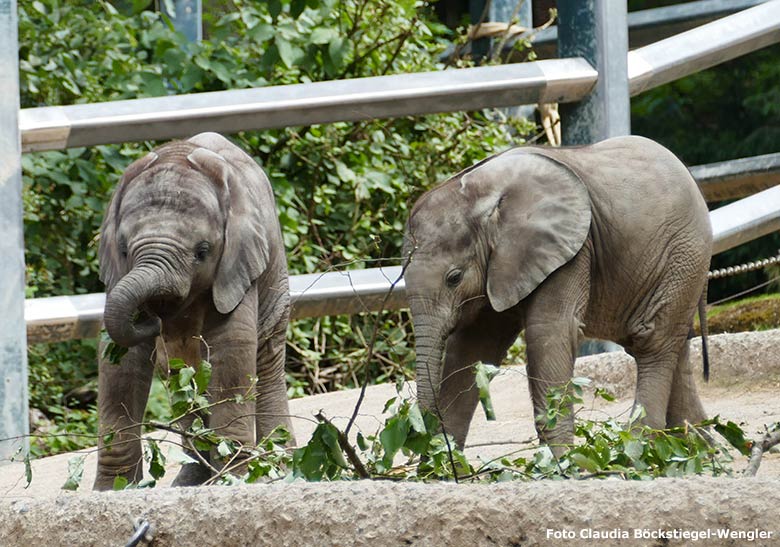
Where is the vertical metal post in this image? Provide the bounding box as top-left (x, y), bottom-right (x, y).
top-left (558, 0), bottom-right (630, 145)
top-left (0, 0), bottom-right (29, 462)
top-left (160, 0), bottom-right (202, 42)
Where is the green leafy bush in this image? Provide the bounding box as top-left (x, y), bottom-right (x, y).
top-left (19, 0), bottom-right (532, 456)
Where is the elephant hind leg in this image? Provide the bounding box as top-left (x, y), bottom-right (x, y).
top-left (628, 331), bottom-right (691, 431)
top-left (665, 339), bottom-right (707, 427)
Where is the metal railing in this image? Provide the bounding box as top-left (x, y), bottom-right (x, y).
top-left (4, 1), bottom-right (780, 458)
top-left (20, 59), bottom-right (597, 152)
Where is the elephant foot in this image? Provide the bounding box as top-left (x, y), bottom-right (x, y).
top-left (172, 462), bottom-right (213, 487)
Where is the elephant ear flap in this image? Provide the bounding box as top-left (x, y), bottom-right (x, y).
top-left (482, 152), bottom-right (592, 312)
top-left (98, 152), bottom-right (159, 290)
top-left (187, 147), bottom-right (269, 315)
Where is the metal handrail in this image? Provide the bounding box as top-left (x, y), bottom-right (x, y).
top-left (628, 0), bottom-right (780, 96)
top-left (19, 59), bottom-right (596, 153)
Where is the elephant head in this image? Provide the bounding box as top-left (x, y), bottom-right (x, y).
top-left (99, 134), bottom-right (271, 347)
top-left (403, 149), bottom-right (592, 420)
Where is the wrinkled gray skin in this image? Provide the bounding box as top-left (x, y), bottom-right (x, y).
top-left (404, 136), bottom-right (711, 455)
top-left (95, 132), bottom-right (294, 490)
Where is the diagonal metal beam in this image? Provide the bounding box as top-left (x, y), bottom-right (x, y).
top-left (19, 59), bottom-right (597, 153)
top-left (628, 0), bottom-right (780, 96)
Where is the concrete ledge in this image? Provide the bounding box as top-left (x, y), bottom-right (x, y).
top-left (2, 479), bottom-right (779, 546)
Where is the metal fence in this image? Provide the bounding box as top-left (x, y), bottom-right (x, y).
top-left (2, 0), bottom-right (780, 459)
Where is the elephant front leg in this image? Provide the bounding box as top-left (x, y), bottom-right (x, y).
top-left (255, 324), bottom-right (295, 444)
top-left (439, 312), bottom-right (521, 448)
top-left (94, 340), bottom-right (155, 490)
top-left (202, 292), bottom-right (260, 479)
top-left (525, 318), bottom-right (581, 457)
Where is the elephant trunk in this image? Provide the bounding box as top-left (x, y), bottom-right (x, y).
top-left (104, 266), bottom-right (187, 348)
top-left (413, 323), bottom-right (447, 415)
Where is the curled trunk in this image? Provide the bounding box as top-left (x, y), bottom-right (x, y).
top-left (103, 267), bottom-right (180, 348)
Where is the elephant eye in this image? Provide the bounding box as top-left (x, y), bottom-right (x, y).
top-left (194, 241), bottom-right (211, 262)
top-left (446, 269), bottom-right (463, 287)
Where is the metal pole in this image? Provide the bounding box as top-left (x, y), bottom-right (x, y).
top-left (558, 0), bottom-right (630, 144)
top-left (0, 0), bottom-right (29, 462)
top-left (160, 0), bottom-right (202, 42)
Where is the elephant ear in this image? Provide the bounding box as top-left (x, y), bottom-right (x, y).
top-left (187, 146), bottom-right (269, 315)
top-left (469, 150), bottom-right (592, 312)
top-left (98, 151), bottom-right (159, 290)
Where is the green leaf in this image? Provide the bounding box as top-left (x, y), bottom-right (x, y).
top-left (24, 453), bottom-right (32, 489)
top-left (475, 362), bottom-right (500, 421)
top-left (147, 440), bottom-right (166, 480)
top-left (249, 23), bottom-right (274, 43)
top-left (569, 452), bottom-right (600, 473)
top-left (356, 432), bottom-right (368, 451)
top-left (310, 27), bottom-right (338, 45)
top-left (193, 360), bottom-right (212, 394)
top-left (380, 416), bottom-right (409, 466)
top-left (168, 358), bottom-right (187, 370)
top-left (178, 366), bottom-right (196, 388)
top-left (112, 476), bottom-right (129, 490)
top-left (714, 419), bottom-right (752, 456)
top-left (62, 456), bottom-right (85, 491)
top-left (275, 36), bottom-right (303, 69)
top-left (407, 403), bottom-right (426, 433)
top-left (623, 439), bottom-right (644, 462)
top-left (326, 37), bottom-right (351, 71)
top-left (100, 331), bottom-right (128, 365)
top-left (290, 0), bottom-right (307, 18)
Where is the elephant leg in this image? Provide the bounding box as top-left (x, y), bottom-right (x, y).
top-left (94, 339), bottom-right (155, 490)
top-left (525, 318), bottom-right (581, 456)
top-left (255, 318), bottom-right (294, 444)
top-left (523, 252), bottom-right (590, 457)
top-left (439, 310), bottom-right (521, 448)
top-left (171, 410), bottom-right (213, 487)
top-left (665, 340), bottom-right (707, 427)
top-left (199, 285), bottom-right (260, 479)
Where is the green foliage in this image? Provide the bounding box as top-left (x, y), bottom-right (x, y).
top-left (50, 357), bottom-right (754, 490)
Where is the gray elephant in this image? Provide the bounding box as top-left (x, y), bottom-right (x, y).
top-left (95, 132), bottom-right (293, 489)
top-left (403, 135), bottom-right (711, 455)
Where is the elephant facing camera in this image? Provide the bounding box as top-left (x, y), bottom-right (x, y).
top-left (95, 132), bottom-right (294, 490)
top-left (404, 135), bottom-right (711, 455)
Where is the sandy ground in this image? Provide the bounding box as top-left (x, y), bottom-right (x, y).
top-left (1, 330), bottom-right (779, 545)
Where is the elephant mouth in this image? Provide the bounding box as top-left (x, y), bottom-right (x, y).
top-left (143, 295), bottom-right (184, 320)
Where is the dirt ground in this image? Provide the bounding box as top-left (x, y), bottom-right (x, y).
top-left (1, 330), bottom-right (779, 546)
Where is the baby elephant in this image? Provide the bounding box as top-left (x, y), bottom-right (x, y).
top-left (403, 135), bottom-right (711, 455)
top-left (95, 132), bottom-right (293, 489)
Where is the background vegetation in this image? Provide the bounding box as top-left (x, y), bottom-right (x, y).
top-left (18, 0), bottom-right (780, 458)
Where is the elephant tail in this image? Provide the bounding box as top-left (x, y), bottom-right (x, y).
top-left (697, 288), bottom-right (710, 382)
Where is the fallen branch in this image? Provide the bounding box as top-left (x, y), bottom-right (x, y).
top-left (315, 411), bottom-right (370, 479)
top-left (743, 427), bottom-right (780, 477)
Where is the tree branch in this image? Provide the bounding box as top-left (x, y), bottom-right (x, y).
top-left (744, 427), bottom-right (780, 477)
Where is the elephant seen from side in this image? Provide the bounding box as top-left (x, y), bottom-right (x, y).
top-left (403, 135), bottom-right (711, 454)
top-left (95, 132), bottom-right (293, 489)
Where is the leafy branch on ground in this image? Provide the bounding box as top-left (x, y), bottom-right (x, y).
top-left (45, 348), bottom-right (762, 490)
